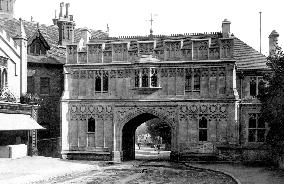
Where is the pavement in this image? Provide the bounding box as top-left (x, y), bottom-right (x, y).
top-left (0, 156), bottom-right (101, 184)
top-left (0, 154), bottom-right (283, 184)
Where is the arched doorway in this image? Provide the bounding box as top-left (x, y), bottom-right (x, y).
top-left (121, 112), bottom-right (173, 161)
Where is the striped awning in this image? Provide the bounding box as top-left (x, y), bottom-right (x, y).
top-left (0, 113), bottom-right (44, 130)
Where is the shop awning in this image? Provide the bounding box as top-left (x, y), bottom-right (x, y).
top-left (0, 113), bottom-right (45, 130)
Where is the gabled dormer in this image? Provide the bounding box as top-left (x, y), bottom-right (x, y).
top-left (27, 24), bottom-right (50, 56)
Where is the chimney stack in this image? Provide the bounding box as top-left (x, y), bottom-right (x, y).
top-left (269, 30), bottom-right (279, 55)
top-left (81, 28), bottom-right (91, 46)
top-left (53, 2), bottom-right (75, 46)
top-left (65, 3), bottom-right (70, 18)
top-left (59, 2), bottom-right (64, 18)
top-left (222, 19), bottom-right (231, 38)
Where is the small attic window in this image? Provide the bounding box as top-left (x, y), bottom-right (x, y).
top-left (28, 38), bottom-right (47, 55)
top-left (28, 29), bottom-right (50, 56)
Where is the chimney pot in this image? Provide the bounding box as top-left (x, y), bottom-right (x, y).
top-left (65, 3), bottom-right (70, 18)
top-left (59, 2), bottom-right (64, 18)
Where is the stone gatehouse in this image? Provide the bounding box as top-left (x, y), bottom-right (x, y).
top-left (61, 19), bottom-right (273, 161)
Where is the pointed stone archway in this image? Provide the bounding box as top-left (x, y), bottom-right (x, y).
top-left (113, 107), bottom-right (178, 161)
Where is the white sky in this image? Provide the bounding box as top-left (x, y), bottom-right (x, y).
top-left (15, 0), bottom-right (284, 56)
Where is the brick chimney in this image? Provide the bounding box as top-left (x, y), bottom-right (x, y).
top-left (222, 19), bottom-right (231, 38)
top-left (53, 2), bottom-right (75, 47)
top-left (269, 30), bottom-right (279, 55)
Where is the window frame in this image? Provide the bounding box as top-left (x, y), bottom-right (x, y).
top-left (249, 76), bottom-right (265, 98)
top-left (87, 117), bottom-right (96, 133)
top-left (134, 67), bottom-right (160, 88)
top-left (94, 70), bottom-right (109, 93)
top-left (40, 77), bottom-right (50, 95)
top-left (193, 73), bottom-right (201, 91)
top-left (248, 113), bottom-right (266, 143)
top-left (198, 116), bottom-right (208, 142)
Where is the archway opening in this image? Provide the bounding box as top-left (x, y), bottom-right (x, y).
top-left (122, 113), bottom-right (172, 161)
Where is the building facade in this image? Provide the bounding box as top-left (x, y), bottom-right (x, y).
top-left (61, 19), bottom-right (272, 161)
top-left (0, 1), bottom-right (108, 157)
top-left (0, 4), bottom-right (42, 157)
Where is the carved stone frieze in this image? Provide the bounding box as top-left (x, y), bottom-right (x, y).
top-left (161, 68), bottom-right (168, 77)
top-left (168, 68), bottom-right (176, 77)
top-left (69, 104), bottom-right (113, 121)
top-left (178, 103), bottom-right (228, 121)
top-left (71, 70), bottom-right (80, 79)
top-left (176, 68), bottom-right (184, 77)
top-left (80, 70), bottom-right (87, 79)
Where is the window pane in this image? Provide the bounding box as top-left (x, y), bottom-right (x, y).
top-left (103, 74), bottom-right (108, 92)
top-left (142, 75), bottom-right (148, 87)
top-left (151, 75), bottom-right (158, 87)
top-left (142, 68), bottom-right (149, 87)
top-left (199, 129), bottom-right (207, 141)
top-left (249, 116), bottom-right (256, 128)
top-left (150, 68), bottom-right (158, 87)
top-left (199, 117), bottom-right (207, 128)
top-left (88, 117), bottom-right (96, 132)
top-left (257, 129), bottom-right (265, 142)
top-left (248, 129), bottom-right (256, 142)
top-left (134, 70), bottom-right (139, 87)
top-left (185, 74), bottom-right (191, 91)
top-left (194, 74), bottom-right (200, 90)
top-left (95, 76), bottom-right (101, 92)
top-left (250, 78), bottom-right (257, 97)
top-left (219, 75), bottom-right (226, 94)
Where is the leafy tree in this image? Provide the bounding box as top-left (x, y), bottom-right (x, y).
top-left (146, 118), bottom-right (171, 150)
top-left (258, 46), bottom-right (284, 155)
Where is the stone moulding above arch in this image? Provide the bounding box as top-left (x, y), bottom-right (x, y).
top-left (115, 106), bottom-right (177, 131)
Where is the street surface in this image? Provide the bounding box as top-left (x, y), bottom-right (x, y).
top-left (33, 146), bottom-right (237, 184)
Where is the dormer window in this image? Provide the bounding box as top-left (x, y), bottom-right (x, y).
top-left (133, 68), bottom-right (160, 90)
top-left (28, 28), bottom-right (50, 56)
